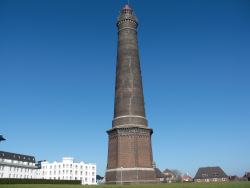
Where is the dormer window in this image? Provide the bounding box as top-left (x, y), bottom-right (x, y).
top-left (213, 173), bottom-right (219, 176)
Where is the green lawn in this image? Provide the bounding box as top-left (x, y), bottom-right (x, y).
top-left (1, 182), bottom-right (250, 188)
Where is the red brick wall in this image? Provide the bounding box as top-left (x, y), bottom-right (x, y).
top-left (138, 135), bottom-right (151, 167)
top-left (119, 135), bottom-right (135, 167)
top-left (107, 136), bottom-right (118, 168)
top-left (106, 128), bottom-right (156, 184)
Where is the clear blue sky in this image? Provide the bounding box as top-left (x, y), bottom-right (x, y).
top-left (1, 0), bottom-right (249, 178)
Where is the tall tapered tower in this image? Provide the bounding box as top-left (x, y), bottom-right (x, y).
top-left (105, 5), bottom-right (156, 184)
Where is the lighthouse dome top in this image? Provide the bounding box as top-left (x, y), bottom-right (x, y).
top-left (117, 5), bottom-right (137, 24)
top-left (120, 5), bottom-right (135, 15)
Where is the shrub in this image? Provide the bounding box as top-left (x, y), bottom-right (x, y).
top-left (0, 178), bottom-right (81, 184)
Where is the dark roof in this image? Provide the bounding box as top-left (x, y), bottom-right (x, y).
top-left (194, 166), bottom-right (228, 179)
top-left (0, 151), bottom-right (36, 163)
top-left (155, 168), bottom-right (165, 178)
top-left (96, 175), bottom-right (104, 179)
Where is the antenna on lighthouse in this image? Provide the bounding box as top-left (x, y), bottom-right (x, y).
top-left (128, 0), bottom-right (129, 7)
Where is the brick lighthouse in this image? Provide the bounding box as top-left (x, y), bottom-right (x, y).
top-left (105, 5), bottom-right (156, 184)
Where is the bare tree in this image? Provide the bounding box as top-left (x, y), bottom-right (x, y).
top-left (171, 169), bottom-right (182, 182)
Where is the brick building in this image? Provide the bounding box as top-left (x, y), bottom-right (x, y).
top-left (194, 166), bottom-right (229, 182)
top-left (182, 173), bottom-right (193, 182)
top-left (105, 5), bottom-right (156, 184)
top-left (163, 168), bottom-right (176, 183)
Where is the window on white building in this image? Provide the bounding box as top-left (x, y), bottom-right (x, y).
top-left (85, 178), bottom-right (87, 182)
top-left (85, 172), bottom-right (87, 176)
top-left (92, 166), bottom-right (95, 170)
top-left (92, 172), bottom-right (95, 176)
top-left (92, 178), bottom-right (95, 183)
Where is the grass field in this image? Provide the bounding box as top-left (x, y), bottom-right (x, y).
top-left (1, 182), bottom-right (250, 188)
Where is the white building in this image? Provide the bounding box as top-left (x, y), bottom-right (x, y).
top-left (0, 151), bottom-right (97, 185)
top-left (37, 157), bottom-right (96, 185)
top-left (0, 151), bottom-right (37, 179)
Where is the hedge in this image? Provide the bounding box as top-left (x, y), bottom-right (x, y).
top-left (0, 178), bottom-right (81, 184)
